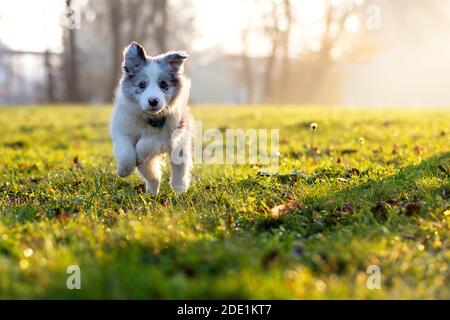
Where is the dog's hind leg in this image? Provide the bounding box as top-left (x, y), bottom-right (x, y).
top-left (137, 155), bottom-right (163, 195)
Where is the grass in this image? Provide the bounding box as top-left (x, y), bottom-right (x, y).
top-left (0, 105), bottom-right (449, 299)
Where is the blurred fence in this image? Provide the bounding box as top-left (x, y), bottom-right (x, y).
top-left (0, 49), bottom-right (61, 104)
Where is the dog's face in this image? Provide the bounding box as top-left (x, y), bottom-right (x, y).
top-left (120, 42), bottom-right (188, 114)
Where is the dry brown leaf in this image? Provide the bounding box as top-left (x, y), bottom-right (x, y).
top-left (270, 199), bottom-right (305, 218)
top-left (405, 203), bottom-right (421, 216)
top-left (133, 184), bottom-right (146, 192)
top-left (438, 165), bottom-right (448, 175)
top-left (261, 250), bottom-right (279, 269)
top-left (371, 202), bottom-right (387, 217)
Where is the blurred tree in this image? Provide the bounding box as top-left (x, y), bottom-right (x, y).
top-left (263, 0), bottom-right (294, 103)
top-left (262, 0), bottom-right (281, 103)
top-left (111, 0), bottom-right (194, 99)
top-left (240, 0), bottom-right (367, 104)
top-left (74, 0), bottom-right (195, 101)
top-left (277, 0), bottom-right (293, 102)
top-left (240, 27), bottom-right (255, 104)
top-left (108, 0), bottom-right (123, 99)
top-left (153, 0), bottom-right (169, 52)
top-left (300, 0), bottom-right (359, 102)
top-left (62, 0), bottom-right (81, 102)
top-left (44, 50), bottom-right (56, 102)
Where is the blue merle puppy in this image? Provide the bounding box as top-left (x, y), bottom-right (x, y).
top-left (110, 42), bottom-right (193, 195)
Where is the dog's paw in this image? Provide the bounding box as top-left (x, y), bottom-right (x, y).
top-left (170, 182), bottom-right (189, 195)
top-left (117, 163), bottom-right (135, 177)
top-left (145, 181), bottom-right (160, 195)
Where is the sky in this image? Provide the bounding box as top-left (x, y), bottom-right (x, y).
top-left (0, 0), bottom-right (65, 52)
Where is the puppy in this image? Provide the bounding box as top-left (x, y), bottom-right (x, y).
top-left (110, 42), bottom-right (193, 195)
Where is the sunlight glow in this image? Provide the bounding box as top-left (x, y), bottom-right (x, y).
top-left (0, 0), bottom-right (332, 56)
top-left (0, 0), bottom-right (64, 52)
top-left (345, 14), bottom-right (361, 33)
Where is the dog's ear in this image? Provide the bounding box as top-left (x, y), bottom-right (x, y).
top-left (161, 51), bottom-right (189, 74)
top-left (122, 42), bottom-right (147, 77)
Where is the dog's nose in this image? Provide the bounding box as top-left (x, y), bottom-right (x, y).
top-left (148, 98), bottom-right (159, 107)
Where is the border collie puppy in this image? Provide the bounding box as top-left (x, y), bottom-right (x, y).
top-left (110, 42), bottom-right (192, 195)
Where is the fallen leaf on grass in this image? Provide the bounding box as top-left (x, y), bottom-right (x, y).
top-left (344, 168), bottom-right (370, 178)
top-left (372, 147), bottom-right (383, 154)
top-left (336, 203), bottom-right (354, 213)
top-left (345, 168), bottom-right (360, 177)
top-left (270, 200), bottom-right (305, 218)
top-left (160, 198), bottom-right (172, 207)
top-left (340, 149), bottom-right (357, 155)
top-left (438, 165), bottom-right (448, 175)
top-left (261, 250), bottom-right (279, 269)
top-left (72, 156), bottom-right (82, 168)
top-left (227, 213), bottom-right (234, 225)
top-left (371, 202), bottom-right (387, 218)
top-left (414, 145), bottom-right (425, 155)
top-left (4, 140), bottom-right (26, 149)
top-left (72, 180), bottom-right (82, 187)
top-left (204, 184), bottom-right (217, 191)
top-left (405, 203), bottom-right (421, 216)
top-left (134, 184), bottom-right (146, 192)
top-left (30, 177), bottom-right (42, 183)
top-left (182, 267), bottom-right (196, 278)
top-left (55, 209), bottom-right (75, 222)
top-left (392, 144), bottom-right (404, 155)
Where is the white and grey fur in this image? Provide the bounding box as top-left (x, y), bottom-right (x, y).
top-left (110, 42), bottom-right (193, 195)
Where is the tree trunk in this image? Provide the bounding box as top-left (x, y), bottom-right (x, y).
top-left (154, 0), bottom-right (169, 52)
top-left (278, 0), bottom-right (292, 103)
top-left (108, 0), bottom-right (123, 100)
top-left (63, 0), bottom-right (81, 102)
top-left (262, 1), bottom-right (281, 103)
top-left (44, 50), bottom-right (55, 102)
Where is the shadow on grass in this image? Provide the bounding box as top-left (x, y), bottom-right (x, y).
top-left (1, 153), bottom-right (448, 298)
top-left (93, 152), bottom-right (449, 297)
top-left (255, 151), bottom-right (449, 236)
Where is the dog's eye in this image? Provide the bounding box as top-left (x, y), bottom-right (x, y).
top-left (138, 81), bottom-right (147, 89)
top-left (159, 80), bottom-right (169, 91)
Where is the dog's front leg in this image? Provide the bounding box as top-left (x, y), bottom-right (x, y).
top-left (113, 136), bottom-right (137, 177)
top-left (135, 136), bottom-right (158, 165)
top-left (169, 138), bottom-right (193, 195)
top-left (137, 155), bottom-right (162, 195)
top-left (135, 137), bottom-right (162, 194)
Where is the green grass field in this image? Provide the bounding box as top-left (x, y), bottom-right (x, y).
top-left (0, 105), bottom-right (449, 299)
